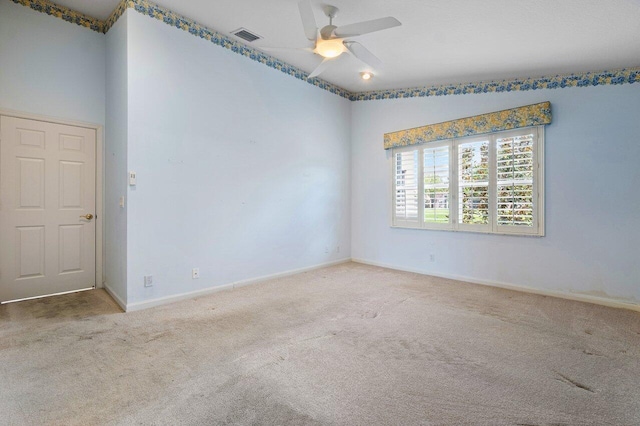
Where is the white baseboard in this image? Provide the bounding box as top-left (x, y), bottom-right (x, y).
top-left (352, 258), bottom-right (640, 313)
top-left (126, 283), bottom-right (235, 312)
top-left (124, 258), bottom-right (351, 312)
top-left (103, 284), bottom-right (126, 312)
top-left (230, 258), bottom-right (351, 289)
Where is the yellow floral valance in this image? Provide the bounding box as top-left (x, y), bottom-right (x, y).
top-left (384, 102), bottom-right (552, 150)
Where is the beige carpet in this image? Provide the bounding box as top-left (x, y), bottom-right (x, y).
top-left (1, 262), bottom-right (639, 425)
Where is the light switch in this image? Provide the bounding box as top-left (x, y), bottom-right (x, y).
top-left (119, 196), bottom-right (125, 208)
top-left (129, 171), bottom-right (137, 186)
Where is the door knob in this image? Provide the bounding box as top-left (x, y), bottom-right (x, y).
top-left (79, 214), bottom-right (94, 220)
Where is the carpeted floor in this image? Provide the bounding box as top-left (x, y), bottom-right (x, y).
top-left (1, 262), bottom-right (639, 425)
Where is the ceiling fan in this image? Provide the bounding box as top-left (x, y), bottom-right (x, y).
top-left (263, 1), bottom-right (401, 79)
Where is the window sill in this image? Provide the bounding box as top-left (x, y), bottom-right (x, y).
top-left (390, 224), bottom-right (544, 237)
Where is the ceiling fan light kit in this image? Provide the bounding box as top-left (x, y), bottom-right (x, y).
top-left (269, 0), bottom-right (401, 79)
top-left (315, 38), bottom-right (346, 58)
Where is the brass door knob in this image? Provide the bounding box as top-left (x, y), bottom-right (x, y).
top-left (79, 214), bottom-right (94, 220)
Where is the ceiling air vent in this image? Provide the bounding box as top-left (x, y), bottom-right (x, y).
top-left (231, 28), bottom-right (262, 43)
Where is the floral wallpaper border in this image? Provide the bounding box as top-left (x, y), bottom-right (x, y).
top-left (354, 69), bottom-right (640, 102)
top-left (104, 0), bottom-right (130, 32)
top-left (8, 0), bottom-right (640, 102)
top-left (384, 102), bottom-right (552, 150)
top-left (10, 0), bottom-right (105, 32)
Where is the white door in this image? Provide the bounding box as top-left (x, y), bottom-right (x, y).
top-left (0, 116), bottom-right (96, 302)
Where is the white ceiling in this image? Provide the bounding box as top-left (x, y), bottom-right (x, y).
top-left (55, 0), bottom-right (640, 92)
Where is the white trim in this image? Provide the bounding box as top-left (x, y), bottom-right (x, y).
top-left (126, 283), bottom-right (236, 312)
top-left (103, 284), bottom-right (126, 311)
top-left (390, 224), bottom-right (544, 237)
top-left (125, 258), bottom-right (352, 312)
top-left (537, 128), bottom-right (545, 236)
top-left (0, 109), bottom-right (105, 292)
top-left (95, 126), bottom-right (105, 288)
top-left (351, 258), bottom-right (640, 313)
top-left (0, 108), bottom-right (101, 130)
top-left (230, 258), bottom-right (350, 288)
top-left (390, 151), bottom-right (399, 226)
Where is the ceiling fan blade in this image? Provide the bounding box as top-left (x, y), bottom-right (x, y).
top-left (298, 0), bottom-right (318, 41)
top-left (308, 57), bottom-right (334, 79)
top-left (344, 41), bottom-right (383, 70)
top-left (334, 17), bottom-right (401, 38)
top-left (260, 47), bottom-right (315, 54)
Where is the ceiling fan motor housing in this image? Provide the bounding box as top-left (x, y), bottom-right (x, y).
top-left (320, 24), bottom-right (338, 40)
top-left (320, 5), bottom-right (339, 39)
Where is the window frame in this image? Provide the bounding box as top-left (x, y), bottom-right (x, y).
top-left (390, 126), bottom-right (545, 237)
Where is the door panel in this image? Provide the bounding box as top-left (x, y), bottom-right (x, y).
top-left (16, 226), bottom-right (45, 279)
top-left (59, 134), bottom-right (84, 152)
top-left (17, 128), bottom-right (45, 149)
top-left (17, 157), bottom-right (45, 209)
top-left (59, 224), bottom-right (83, 274)
top-left (59, 161), bottom-right (84, 209)
top-left (0, 116), bottom-right (96, 302)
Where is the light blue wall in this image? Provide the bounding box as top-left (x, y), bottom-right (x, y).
top-left (351, 84), bottom-right (640, 303)
top-left (0, 1), bottom-right (105, 125)
top-left (104, 12), bottom-right (129, 306)
top-left (125, 12), bottom-right (352, 305)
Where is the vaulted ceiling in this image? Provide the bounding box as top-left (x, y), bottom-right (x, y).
top-left (53, 0), bottom-right (640, 92)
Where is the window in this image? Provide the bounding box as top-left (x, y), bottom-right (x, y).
top-left (423, 144), bottom-right (450, 225)
top-left (394, 150), bottom-right (419, 225)
top-left (391, 127), bottom-right (544, 236)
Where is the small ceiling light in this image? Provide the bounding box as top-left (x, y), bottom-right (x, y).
top-left (360, 71), bottom-right (373, 80)
top-left (315, 39), bottom-right (346, 58)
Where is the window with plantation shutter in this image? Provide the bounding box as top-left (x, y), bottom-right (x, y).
top-left (458, 139), bottom-right (490, 230)
top-left (390, 127), bottom-right (544, 236)
top-left (394, 149), bottom-right (419, 224)
top-left (423, 144), bottom-right (451, 226)
top-left (496, 132), bottom-right (536, 229)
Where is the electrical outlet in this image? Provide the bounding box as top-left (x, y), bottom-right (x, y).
top-left (324, 247), bottom-right (329, 254)
top-left (144, 275), bottom-right (153, 287)
top-left (192, 268), bottom-right (200, 279)
top-left (429, 254), bottom-right (435, 262)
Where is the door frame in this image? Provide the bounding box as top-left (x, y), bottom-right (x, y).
top-left (0, 108), bottom-right (105, 291)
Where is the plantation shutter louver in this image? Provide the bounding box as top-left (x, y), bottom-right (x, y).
top-left (458, 140), bottom-right (490, 227)
top-left (394, 150), bottom-right (419, 223)
top-left (496, 132), bottom-right (536, 228)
